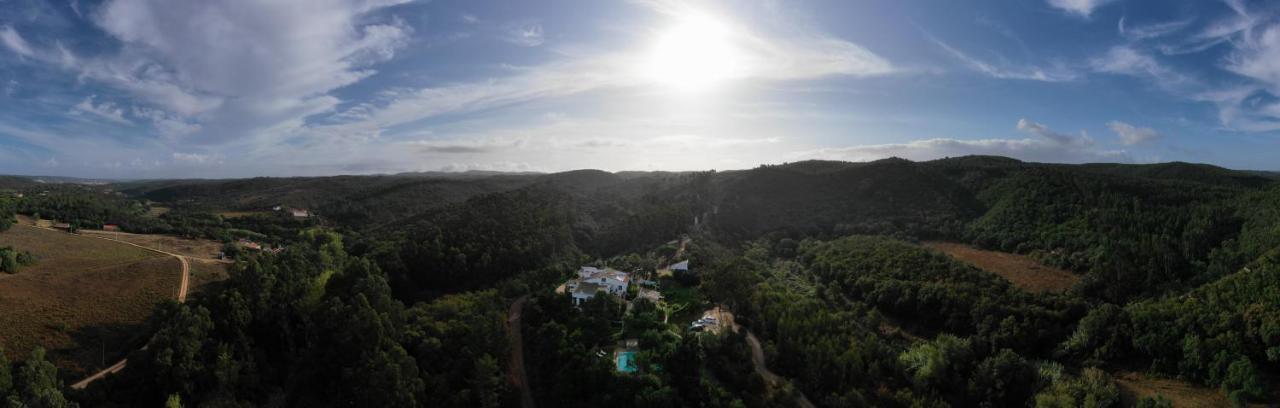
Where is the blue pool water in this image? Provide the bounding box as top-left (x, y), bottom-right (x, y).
top-left (616, 351), bottom-right (638, 373)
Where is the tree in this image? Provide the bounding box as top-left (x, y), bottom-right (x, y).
top-left (0, 347), bottom-right (11, 398)
top-left (15, 347), bottom-right (77, 408)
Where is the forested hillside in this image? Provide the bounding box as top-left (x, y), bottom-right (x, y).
top-left (5, 155), bottom-right (1279, 407)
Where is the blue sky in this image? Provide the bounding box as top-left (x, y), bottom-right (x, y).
top-left (1, 0), bottom-right (1278, 178)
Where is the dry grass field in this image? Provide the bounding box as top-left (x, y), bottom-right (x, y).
top-left (0, 224), bottom-right (183, 378)
top-left (922, 242), bottom-right (1080, 293)
top-left (188, 259), bottom-right (231, 293)
top-left (80, 229), bottom-right (225, 261)
top-left (1115, 371), bottom-right (1237, 407)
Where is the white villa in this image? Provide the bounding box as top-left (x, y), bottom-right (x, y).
top-left (567, 266), bottom-right (630, 305)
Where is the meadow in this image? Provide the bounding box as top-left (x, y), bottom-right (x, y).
top-left (0, 224), bottom-right (182, 378)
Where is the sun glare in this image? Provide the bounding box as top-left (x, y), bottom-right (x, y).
top-left (644, 14), bottom-right (742, 92)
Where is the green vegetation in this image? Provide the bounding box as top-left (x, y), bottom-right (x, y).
top-left (4, 156), bottom-right (1280, 406)
top-left (0, 246), bottom-right (35, 274)
top-left (1, 347), bottom-right (79, 408)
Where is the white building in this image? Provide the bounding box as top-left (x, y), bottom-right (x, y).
top-left (669, 260), bottom-right (689, 273)
top-left (566, 266), bottom-right (629, 305)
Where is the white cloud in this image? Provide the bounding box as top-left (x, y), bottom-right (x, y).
top-left (1225, 25), bottom-right (1280, 94)
top-left (502, 23), bottom-right (544, 47)
top-left (70, 95), bottom-right (132, 125)
top-left (1017, 118), bottom-right (1094, 147)
top-left (1119, 17), bottom-right (1193, 40)
top-left (1046, 0), bottom-right (1117, 17)
top-left (1090, 46), bottom-right (1195, 91)
top-left (309, 2), bottom-right (894, 143)
top-left (0, 26), bottom-right (34, 57)
top-left (132, 106), bottom-right (201, 138)
top-left (407, 137), bottom-right (527, 154)
top-left (1106, 121), bottom-right (1161, 145)
top-left (171, 152), bottom-right (221, 165)
top-left (62, 0), bottom-right (416, 142)
top-left (438, 161), bottom-right (535, 173)
top-left (933, 38), bottom-right (1078, 82)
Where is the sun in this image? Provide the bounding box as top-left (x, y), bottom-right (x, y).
top-left (644, 14), bottom-right (742, 92)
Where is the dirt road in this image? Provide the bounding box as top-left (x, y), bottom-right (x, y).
top-left (506, 295), bottom-right (535, 408)
top-left (69, 233), bottom-right (191, 390)
top-left (707, 306), bottom-right (815, 408)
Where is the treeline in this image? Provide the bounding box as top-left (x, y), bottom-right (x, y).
top-left (78, 230), bottom-right (514, 407)
top-left (961, 168), bottom-right (1246, 302)
top-left (0, 197), bottom-right (13, 232)
top-left (372, 187), bottom-right (581, 300)
top-left (701, 236), bottom-right (1123, 407)
top-left (1, 347), bottom-right (79, 408)
top-left (799, 236), bottom-right (1085, 355)
top-left (1061, 258), bottom-right (1279, 405)
top-left (10, 187), bottom-right (318, 245)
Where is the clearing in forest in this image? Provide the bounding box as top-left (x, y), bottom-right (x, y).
top-left (80, 229), bottom-right (225, 261)
top-left (922, 242), bottom-right (1080, 293)
top-left (0, 224), bottom-right (183, 378)
top-left (1115, 371), bottom-right (1243, 408)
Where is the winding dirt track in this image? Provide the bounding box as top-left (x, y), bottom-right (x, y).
top-left (743, 330), bottom-right (816, 408)
top-left (68, 233), bottom-right (190, 390)
top-left (506, 295), bottom-right (535, 408)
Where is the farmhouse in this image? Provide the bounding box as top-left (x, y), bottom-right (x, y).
top-left (565, 266), bottom-right (629, 305)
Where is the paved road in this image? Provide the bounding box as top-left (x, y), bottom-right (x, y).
top-left (506, 295), bottom-right (535, 408)
top-left (68, 232), bottom-right (191, 390)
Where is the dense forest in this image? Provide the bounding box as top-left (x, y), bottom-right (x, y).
top-left (2, 155), bottom-right (1279, 406)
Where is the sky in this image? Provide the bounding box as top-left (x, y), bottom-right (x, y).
top-left (1, 0), bottom-right (1279, 178)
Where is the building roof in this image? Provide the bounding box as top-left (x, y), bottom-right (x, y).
top-left (573, 282), bottom-right (603, 296)
top-left (670, 260), bottom-right (689, 271)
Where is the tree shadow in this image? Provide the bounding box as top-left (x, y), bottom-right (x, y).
top-left (54, 321), bottom-right (150, 380)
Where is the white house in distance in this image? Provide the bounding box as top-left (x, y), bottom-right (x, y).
top-left (567, 266), bottom-right (629, 305)
top-left (670, 260), bottom-right (689, 273)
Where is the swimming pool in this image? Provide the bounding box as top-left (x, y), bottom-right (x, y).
top-left (615, 351), bottom-right (638, 373)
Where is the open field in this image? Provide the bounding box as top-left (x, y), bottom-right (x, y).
top-left (80, 229), bottom-right (225, 261)
top-left (188, 259), bottom-right (231, 292)
top-left (922, 242), bottom-right (1080, 293)
top-left (0, 224), bottom-right (182, 378)
top-left (1115, 371), bottom-right (1238, 407)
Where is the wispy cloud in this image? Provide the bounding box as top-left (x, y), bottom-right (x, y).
top-left (1046, 0), bottom-right (1118, 18)
top-left (1107, 121), bottom-right (1161, 145)
top-left (932, 38), bottom-right (1078, 82)
top-left (69, 96), bottom-right (132, 125)
top-left (0, 26), bottom-right (34, 57)
top-left (1119, 16), bottom-right (1194, 40)
top-left (1017, 118), bottom-right (1094, 147)
top-left (502, 22), bottom-right (545, 47)
top-left (1090, 46), bottom-right (1194, 90)
top-left (12, 0), bottom-right (416, 145)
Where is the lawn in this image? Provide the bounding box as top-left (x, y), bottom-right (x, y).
top-left (0, 224), bottom-right (183, 379)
